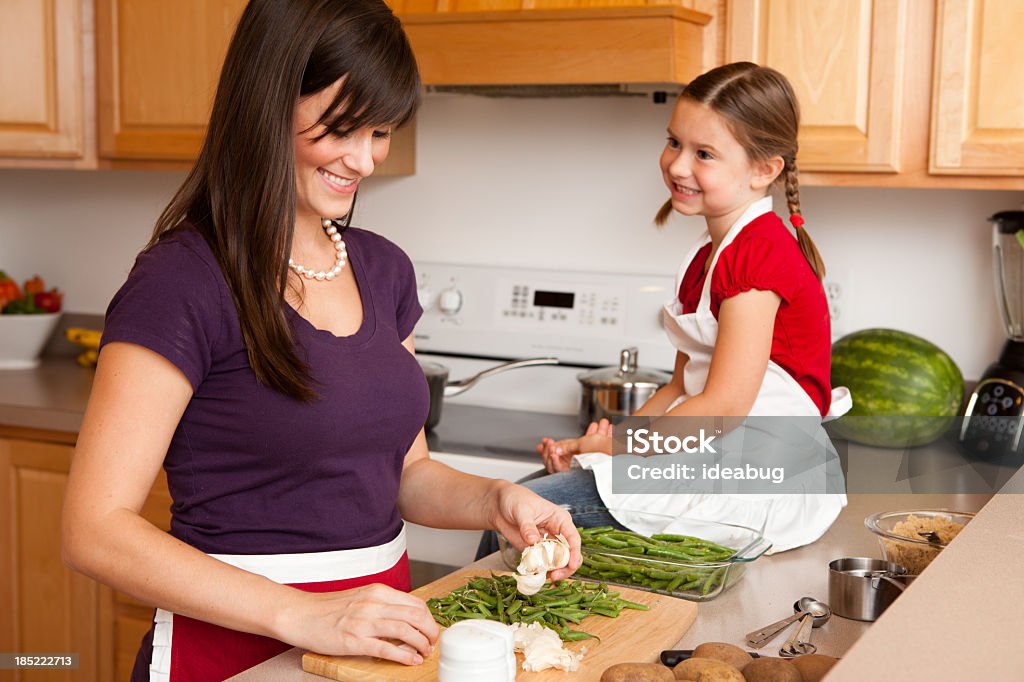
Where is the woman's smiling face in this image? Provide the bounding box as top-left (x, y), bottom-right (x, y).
top-left (293, 80), bottom-right (393, 224)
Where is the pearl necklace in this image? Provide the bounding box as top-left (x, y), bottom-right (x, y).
top-left (288, 218), bottom-right (347, 281)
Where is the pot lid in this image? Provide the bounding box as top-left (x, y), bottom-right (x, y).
top-left (577, 347), bottom-right (671, 389)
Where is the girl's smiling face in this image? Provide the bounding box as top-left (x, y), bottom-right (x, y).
top-left (660, 99), bottom-right (781, 232)
top-left (293, 80), bottom-right (393, 225)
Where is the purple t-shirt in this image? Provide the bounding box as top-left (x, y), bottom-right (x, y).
top-left (102, 225), bottom-right (428, 555)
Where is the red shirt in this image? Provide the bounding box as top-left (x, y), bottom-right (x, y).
top-left (678, 211), bottom-right (832, 416)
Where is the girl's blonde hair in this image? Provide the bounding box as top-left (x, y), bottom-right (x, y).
top-left (656, 62), bottom-right (825, 280)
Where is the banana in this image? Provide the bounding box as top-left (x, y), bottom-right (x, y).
top-left (75, 349), bottom-right (99, 368)
top-left (65, 327), bottom-right (102, 350)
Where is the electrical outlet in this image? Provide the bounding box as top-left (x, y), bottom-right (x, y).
top-left (824, 278), bottom-right (845, 341)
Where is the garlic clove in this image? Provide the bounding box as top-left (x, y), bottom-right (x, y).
top-left (514, 571), bottom-right (546, 596)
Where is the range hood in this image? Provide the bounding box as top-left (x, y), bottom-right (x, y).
top-left (398, 6), bottom-right (712, 96)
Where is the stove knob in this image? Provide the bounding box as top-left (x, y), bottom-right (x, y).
top-left (417, 285), bottom-right (433, 310)
top-left (438, 287), bottom-right (463, 315)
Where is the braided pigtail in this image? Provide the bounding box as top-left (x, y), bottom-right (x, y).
top-left (784, 160), bottom-right (826, 280)
top-left (654, 199), bottom-right (673, 226)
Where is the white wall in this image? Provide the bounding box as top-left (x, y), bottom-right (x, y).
top-left (1, 93), bottom-right (1020, 378)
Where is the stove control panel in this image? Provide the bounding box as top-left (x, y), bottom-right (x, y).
top-left (413, 262), bottom-right (676, 369)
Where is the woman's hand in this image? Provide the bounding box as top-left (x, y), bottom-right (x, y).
top-left (276, 583), bottom-right (440, 665)
top-left (536, 419), bottom-right (613, 472)
top-left (488, 483), bottom-right (582, 581)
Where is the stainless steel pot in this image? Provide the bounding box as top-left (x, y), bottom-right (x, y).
top-left (419, 357), bottom-right (558, 431)
top-left (576, 347), bottom-right (671, 429)
top-left (828, 557), bottom-right (913, 622)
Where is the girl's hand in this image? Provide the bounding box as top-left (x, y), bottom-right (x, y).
top-left (275, 583), bottom-right (440, 665)
top-left (536, 419), bottom-right (614, 472)
top-left (488, 483), bottom-right (582, 581)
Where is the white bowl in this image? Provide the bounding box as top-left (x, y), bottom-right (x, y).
top-left (0, 313), bottom-right (62, 369)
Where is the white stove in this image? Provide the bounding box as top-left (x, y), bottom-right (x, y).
top-left (405, 262), bottom-right (675, 567)
top-left (414, 261), bottom-right (676, 413)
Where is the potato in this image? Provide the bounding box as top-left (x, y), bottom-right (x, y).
top-left (741, 657), bottom-right (801, 682)
top-left (601, 662), bottom-right (676, 682)
top-left (790, 654), bottom-right (838, 682)
top-left (692, 642), bottom-right (755, 671)
top-left (673, 656), bottom-right (744, 681)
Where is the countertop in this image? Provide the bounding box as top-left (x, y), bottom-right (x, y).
top-left (0, 357), bottom-right (95, 434)
top-left (226, 491), bottom-right (996, 681)
top-left (0, 357), bottom-right (583, 451)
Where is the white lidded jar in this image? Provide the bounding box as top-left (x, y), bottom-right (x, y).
top-left (438, 619), bottom-right (516, 682)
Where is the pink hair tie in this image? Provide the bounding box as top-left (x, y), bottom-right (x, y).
top-left (790, 214), bottom-right (805, 229)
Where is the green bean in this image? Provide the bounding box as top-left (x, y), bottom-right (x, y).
top-left (560, 630), bottom-right (600, 641)
top-left (427, 574), bottom-right (644, 641)
top-left (596, 535), bottom-right (630, 549)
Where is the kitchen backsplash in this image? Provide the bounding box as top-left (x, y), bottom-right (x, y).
top-left (1, 93), bottom-right (1021, 379)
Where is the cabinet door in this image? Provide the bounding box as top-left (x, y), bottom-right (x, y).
top-left (931, 0), bottom-right (1024, 176)
top-left (96, 0), bottom-right (414, 173)
top-left (0, 0), bottom-right (84, 159)
top-left (727, 0), bottom-right (908, 173)
top-left (0, 438), bottom-right (98, 681)
top-left (95, 0), bottom-right (246, 161)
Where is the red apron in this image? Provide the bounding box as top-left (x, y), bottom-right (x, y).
top-left (135, 526), bottom-right (410, 682)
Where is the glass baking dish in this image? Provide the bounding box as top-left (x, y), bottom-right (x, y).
top-left (500, 510), bottom-right (772, 602)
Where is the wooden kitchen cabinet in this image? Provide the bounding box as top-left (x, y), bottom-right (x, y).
top-left (0, 432), bottom-right (171, 682)
top-left (727, 0), bottom-right (1024, 189)
top-left (0, 0), bottom-right (89, 164)
top-left (0, 0), bottom-right (414, 174)
top-left (94, 0), bottom-right (247, 162)
top-left (389, 0), bottom-right (723, 86)
top-left (93, 0), bottom-right (413, 173)
top-left (727, 0), bottom-right (907, 174)
top-left (930, 0), bottom-right (1024, 176)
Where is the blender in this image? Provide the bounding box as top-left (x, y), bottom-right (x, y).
top-left (960, 211), bottom-right (1024, 456)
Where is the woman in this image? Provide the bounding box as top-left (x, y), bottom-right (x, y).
top-left (61, 1), bottom-right (580, 680)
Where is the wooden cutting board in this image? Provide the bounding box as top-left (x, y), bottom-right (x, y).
top-left (302, 568), bottom-right (698, 681)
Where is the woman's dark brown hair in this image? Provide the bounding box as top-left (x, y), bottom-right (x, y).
top-left (150, 0), bottom-right (421, 401)
top-left (656, 62), bottom-right (825, 280)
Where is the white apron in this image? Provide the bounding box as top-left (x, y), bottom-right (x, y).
top-left (577, 197), bottom-right (851, 553)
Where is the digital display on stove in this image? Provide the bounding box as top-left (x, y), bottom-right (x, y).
top-left (533, 290), bottom-right (575, 309)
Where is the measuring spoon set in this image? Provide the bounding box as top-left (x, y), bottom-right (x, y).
top-left (744, 597), bottom-right (832, 657)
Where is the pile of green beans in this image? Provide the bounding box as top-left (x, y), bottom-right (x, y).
top-left (573, 526), bottom-right (738, 597)
top-left (425, 574), bottom-right (649, 641)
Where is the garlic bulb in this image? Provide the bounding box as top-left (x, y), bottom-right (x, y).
top-left (514, 533), bottom-right (571, 595)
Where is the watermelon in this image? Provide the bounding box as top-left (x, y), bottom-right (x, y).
top-left (828, 328), bottom-right (964, 448)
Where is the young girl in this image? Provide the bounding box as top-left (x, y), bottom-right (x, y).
top-left (532, 61), bottom-right (851, 552)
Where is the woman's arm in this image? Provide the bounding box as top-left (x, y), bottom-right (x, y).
top-left (396, 337), bottom-right (582, 577)
top-left (62, 342), bottom-right (437, 664)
